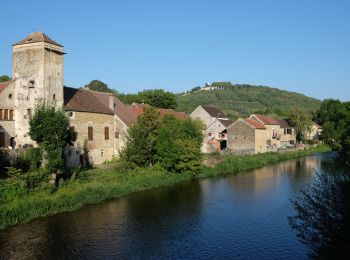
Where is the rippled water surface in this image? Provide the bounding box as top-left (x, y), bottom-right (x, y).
top-left (0, 154), bottom-right (331, 259)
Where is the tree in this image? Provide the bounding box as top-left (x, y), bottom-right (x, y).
top-left (121, 106), bottom-right (160, 166)
top-left (316, 99), bottom-right (350, 162)
top-left (85, 80), bottom-right (112, 93)
top-left (137, 89), bottom-right (177, 109)
top-left (290, 107), bottom-right (313, 142)
top-left (190, 86), bottom-right (201, 92)
top-left (0, 75), bottom-right (11, 83)
top-left (29, 102), bottom-right (77, 172)
top-left (289, 168), bottom-right (350, 259)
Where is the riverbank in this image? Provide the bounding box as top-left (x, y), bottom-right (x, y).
top-left (0, 145), bottom-right (331, 229)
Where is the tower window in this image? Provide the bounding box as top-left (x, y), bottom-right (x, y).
top-left (29, 80), bottom-right (35, 88)
top-left (53, 94), bottom-right (56, 100)
top-left (104, 127), bottom-right (109, 140)
top-left (8, 94), bottom-right (12, 99)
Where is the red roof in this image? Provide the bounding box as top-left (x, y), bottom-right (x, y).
top-left (13, 32), bottom-right (63, 47)
top-left (130, 103), bottom-right (186, 120)
top-left (0, 80), bottom-right (14, 93)
top-left (244, 119), bottom-right (266, 129)
top-left (91, 91), bottom-right (137, 127)
top-left (252, 114), bottom-right (279, 125)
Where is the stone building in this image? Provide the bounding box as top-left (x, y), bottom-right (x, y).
top-left (190, 105), bottom-right (233, 153)
top-left (0, 32), bottom-right (137, 166)
top-left (276, 119), bottom-right (296, 146)
top-left (227, 118), bottom-right (267, 154)
top-left (306, 122), bottom-right (322, 141)
top-left (249, 114), bottom-right (281, 150)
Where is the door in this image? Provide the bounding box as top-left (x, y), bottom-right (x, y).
top-left (0, 132), bottom-right (5, 147)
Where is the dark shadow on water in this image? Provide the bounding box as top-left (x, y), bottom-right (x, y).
top-left (288, 160), bottom-right (350, 259)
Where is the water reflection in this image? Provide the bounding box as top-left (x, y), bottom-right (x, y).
top-left (289, 160), bottom-right (350, 259)
top-left (0, 154), bottom-right (331, 259)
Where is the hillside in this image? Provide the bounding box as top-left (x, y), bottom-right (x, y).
top-left (176, 84), bottom-right (321, 119)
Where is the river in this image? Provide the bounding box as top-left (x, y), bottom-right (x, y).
top-left (0, 154), bottom-right (332, 259)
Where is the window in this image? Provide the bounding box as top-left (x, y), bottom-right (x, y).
top-left (4, 109), bottom-right (8, 120)
top-left (27, 109), bottom-right (32, 118)
top-left (0, 109), bottom-right (3, 120)
top-left (9, 110), bottom-right (13, 121)
top-left (88, 127), bottom-right (93, 140)
top-left (29, 80), bottom-right (35, 88)
top-left (69, 112), bottom-right (74, 118)
top-left (53, 94), bottom-right (56, 100)
top-left (8, 94), bottom-right (12, 99)
top-left (115, 131), bottom-right (120, 139)
top-left (104, 127), bottom-right (109, 140)
top-left (287, 128), bottom-right (292, 135)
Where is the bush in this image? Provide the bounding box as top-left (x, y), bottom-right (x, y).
top-left (7, 167), bottom-right (49, 191)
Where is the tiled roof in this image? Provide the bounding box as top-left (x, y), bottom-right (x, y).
top-left (130, 103), bottom-right (187, 120)
top-left (91, 91), bottom-right (137, 127)
top-left (218, 119), bottom-right (234, 128)
top-left (201, 105), bottom-right (226, 118)
top-left (64, 87), bottom-right (113, 115)
top-left (0, 80), bottom-right (14, 94)
top-left (252, 114), bottom-right (280, 125)
top-left (244, 119), bottom-right (266, 129)
top-left (13, 32), bottom-right (63, 47)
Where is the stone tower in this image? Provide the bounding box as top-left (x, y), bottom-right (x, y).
top-left (12, 32), bottom-right (65, 146)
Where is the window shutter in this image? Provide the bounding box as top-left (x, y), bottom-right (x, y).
top-left (88, 127), bottom-right (93, 140)
top-left (9, 110), bottom-right (13, 121)
top-left (104, 127), bottom-right (109, 140)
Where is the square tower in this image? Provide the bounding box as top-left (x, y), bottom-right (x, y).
top-left (12, 32), bottom-right (65, 146)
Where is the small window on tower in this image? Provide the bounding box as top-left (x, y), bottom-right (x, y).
top-left (53, 94), bottom-right (56, 100)
top-left (8, 94), bottom-right (12, 99)
top-left (29, 80), bottom-right (35, 88)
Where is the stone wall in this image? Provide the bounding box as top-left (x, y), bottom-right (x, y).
top-left (0, 82), bottom-right (15, 147)
top-left (190, 106), bottom-right (215, 129)
top-left (12, 42), bottom-right (64, 146)
top-left (227, 120), bottom-right (255, 153)
top-left (66, 111), bottom-right (115, 166)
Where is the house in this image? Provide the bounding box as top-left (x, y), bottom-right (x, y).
top-left (190, 105), bottom-right (226, 128)
top-left (130, 103), bottom-right (186, 119)
top-left (306, 122), bottom-right (322, 141)
top-left (190, 105), bottom-right (233, 153)
top-left (202, 118), bottom-right (234, 153)
top-left (0, 32), bottom-right (137, 166)
top-left (276, 119), bottom-right (296, 146)
top-left (249, 114), bottom-right (281, 150)
top-left (227, 118), bottom-right (267, 154)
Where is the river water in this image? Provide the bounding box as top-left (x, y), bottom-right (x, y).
top-left (0, 154), bottom-right (331, 259)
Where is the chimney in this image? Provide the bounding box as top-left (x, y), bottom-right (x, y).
top-left (109, 95), bottom-right (115, 110)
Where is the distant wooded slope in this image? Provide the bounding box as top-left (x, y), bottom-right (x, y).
top-left (177, 84), bottom-right (321, 119)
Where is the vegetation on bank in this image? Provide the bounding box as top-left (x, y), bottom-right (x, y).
top-left (0, 145), bottom-right (330, 229)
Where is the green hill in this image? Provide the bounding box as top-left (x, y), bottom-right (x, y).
top-left (177, 83), bottom-right (321, 119)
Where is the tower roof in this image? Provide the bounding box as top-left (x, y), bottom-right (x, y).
top-left (13, 32), bottom-right (63, 47)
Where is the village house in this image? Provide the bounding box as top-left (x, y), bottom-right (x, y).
top-left (227, 118), bottom-right (267, 154)
top-left (190, 105), bottom-right (233, 153)
top-left (306, 122), bottom-right (322, 141)
top-left (276, 119), bottom-right (296, 147)
top-left (249, 114), bottom-right (282, 150)
top-left (0, 32), bottom-right (137, 166)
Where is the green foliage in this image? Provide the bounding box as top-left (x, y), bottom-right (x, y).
top-left (121, 107), bottom-right (161, 166)
top-left (316, 99), bottom-right (350, 162)
top-left (177, 83), bottom-right (321, 117)
top-left (0, 75), bottom-right (11, 83)
top-left (15, 148), bottom-right (42, 172)
top-left (117, 89), bottom-right (177, 109)
top-left (138, 89), bottom-right (177, 109)
top-left (190, 86), bottom-right (201, 92)
top-left (29, 102), bottom-right (77, 172)
top-left (85, 79), bottom-right (112, 93)
top-left (7, 167), bottom-right (49, 191)
top-left (122, 107), bottom-right (203, 175)
top-left (289, 107), bottom-right (313, 142)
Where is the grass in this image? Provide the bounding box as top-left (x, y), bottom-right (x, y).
top-left (0, 145), bottom-right (331, 229)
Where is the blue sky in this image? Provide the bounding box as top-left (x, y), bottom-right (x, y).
top-left (1, 0), bottom-right (349, 100)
